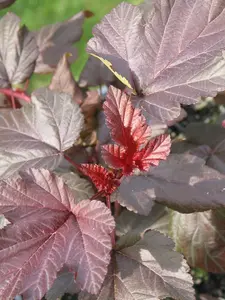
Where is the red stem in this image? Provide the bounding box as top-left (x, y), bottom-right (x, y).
top-left (64, 154), bottom-right (81, 171)
top-left (106, 195), bottom-right (111, 210)
top-left (0, 88), bottom-right (31, 103)
top-left (11, 95), bottom-right (16, 109)
top-left (90, 190), bottom-right (104, 200)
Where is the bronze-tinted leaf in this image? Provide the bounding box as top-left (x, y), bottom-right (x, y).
top-left (171, 209), bottom-right (225, 273)
top-left (49, 53), bottom-right (83, 104)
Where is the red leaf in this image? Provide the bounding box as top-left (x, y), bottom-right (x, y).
top-left (102, 87), bottom-right (171, 175)
top-left (80, 164), bottom-right (119, 195)
top-left (133, 134), bottom-right (171, 171)
top-left (101, 144), bottom-right (126, 169)
top-left (0, 169), bottom-right (115, 299)
top-left (103, 86), bottom-right (151, 149)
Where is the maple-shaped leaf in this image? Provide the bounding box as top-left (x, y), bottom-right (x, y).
top-left (102, 87), bottom-right (171, 174)
top-left (79, 55), bottom-right (115, 88)
top-left (0, 87), bottom-right (83, 179)
top-left (87, 1), bottom-right (225, 122)
top-left (0, 0), bottom-right (16, 9)
top-left (79, 164), bottom-right (119, 195)
top-left (171, 209), bottom-right (225, 273)
top-left (0, 12), bottom-right (38, 88)
top-left (34, 11), bottom-right (93, 73)
top-left (112, 153), bottom-right (225, 215)
top-left (49, 53), bottom-right (83, 104)
top-left (0, 169), bottom-right (115, 299)
top-left (79, 230), bottom-right (195, 300)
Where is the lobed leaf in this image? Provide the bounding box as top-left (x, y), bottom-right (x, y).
top-left (0, 87), bottom-right (83, 179)
top-left (87, 1), bottom-right (225, 122)
top-left (34, 11), bottom-right (92, 73)
top-left (0, 13), bottom-right (38, 88)
top-left (171, 209), bottom-right (225, 273)
top-left (0, 169), bottom-right (115, 299)
top-left (113, 153), bottom-right (225, 215)
top-left (79, 230), bottom-right (195, 300)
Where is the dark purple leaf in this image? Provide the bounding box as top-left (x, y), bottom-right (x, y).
top-left (34, 11), bottom-right (92, 73)
top-left (46, 269), bottom-right (80, 300)
top-left (0, 0), bottom-right (16, 9)
top-left (79, 55), bottom-right (115, 88)
top-left (0, 169), bottom-right (115, 299)
top-left (0, 87), bottom-right (83, 179)
top-left (87, 1), bottom-right (225, 122)
top-left (0, 13), bottom-right (38, 88)
top-left (113, 153), bottom-right (225, 214)
top-left (185, 123), bottom-right (225, 174)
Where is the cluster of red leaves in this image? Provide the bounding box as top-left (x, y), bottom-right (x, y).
top-left (80, 86), bottom-right (171, 195)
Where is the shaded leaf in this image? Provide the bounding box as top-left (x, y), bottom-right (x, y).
top-left (185, 123), bottom-right (225, 174)
top-left (79, 55), bottom-right (115, 88)
top-left (185, 123), bottom-right (225, 150)
top-left (79, 230), bottom-right (195, 300)
top-left (54, 171), bottom-right (95, 203)
top-left (49, 53), bottom-right (83, 104)
top-left (0, 169), bottom-right (115, 298)
top-left (171, 209), bottom-right (225, 273)
top-left (34, 11), bottom-right (92, 73)
top-left (0, 0), bottom-right (16, 9)
top-left (81, 90), bottom-right (100, 119)
top-left (87, 1), bottom-right (225, 121)
top-left (116, 203), bottom-right (169, 248)
top-left (46, 269), bottom-right (80, 300)
top-left (113, 153), bottom-right (225, 215)
top-left (0, 87), bottom-right (83, 179)
top-left (0, 13), bottom-right (38, 88)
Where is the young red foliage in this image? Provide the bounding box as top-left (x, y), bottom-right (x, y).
top-left (79, 164), bottom-right (120, 195)
top-left (102, 86), bottom-right (171, 175)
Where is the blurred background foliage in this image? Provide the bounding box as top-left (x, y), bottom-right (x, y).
top-left (0, 0), bottom-right (141, 90)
